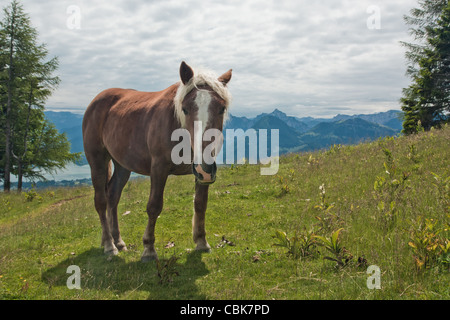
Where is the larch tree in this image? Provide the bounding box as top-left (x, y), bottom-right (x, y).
top-left (0, 0), bottom-right (79, 192)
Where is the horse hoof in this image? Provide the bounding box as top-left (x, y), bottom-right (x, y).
top-left (105, 247), bottom-right (119, 256)
top-left (195, 244), bottom-right (211, 253)
top-left (115, 240), bottom-right (128, 252)
top-left (141, 248), bottom-right (158, 262)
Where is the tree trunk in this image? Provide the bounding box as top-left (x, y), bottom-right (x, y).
top-left (4, 13), bottom-right (15, 192)
top-left (16, 82), bottom-right (34, 193)
top-left (17, 160), bottom-right (23, 192)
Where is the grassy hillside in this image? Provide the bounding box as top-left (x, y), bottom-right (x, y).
top-left (0, 126), bottom-right (449, 300)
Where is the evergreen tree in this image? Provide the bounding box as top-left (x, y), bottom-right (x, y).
top-left (401, 0), bottom-right (450, 134)
top-left (20, 120), bottom-right (75, 183)
top-left (0, 1), bottom-right (79, 191)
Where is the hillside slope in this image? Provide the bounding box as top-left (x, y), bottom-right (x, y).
top-left (1, 126), bottom-right (449, 300)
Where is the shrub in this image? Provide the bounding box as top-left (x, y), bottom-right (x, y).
top-left (272, 229), bottom-right (318, 259)
top-left (315, 228), bottom-right (353, 268)
top-left (408, 217), bottom-right (450, 271)
top-left (23, 189), bottom-right (42, 202)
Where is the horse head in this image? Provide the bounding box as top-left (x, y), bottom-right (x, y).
top-left (174, 61), bottom-right (232, 184)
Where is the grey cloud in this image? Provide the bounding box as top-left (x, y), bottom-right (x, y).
top-left (18, 0), bottom-right (418, 117)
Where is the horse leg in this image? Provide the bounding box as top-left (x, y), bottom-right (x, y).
top-left (141, 164), bottom-right (168, 262)
top-left (90, 158), bottom-right (118, 255)
top-left (193, 183), bottom-right (211, 252)
top-left (107, 160), bottom-right (131, 251)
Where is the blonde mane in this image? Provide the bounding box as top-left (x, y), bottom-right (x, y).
top-left (174, 67), bottom-right (232, 127)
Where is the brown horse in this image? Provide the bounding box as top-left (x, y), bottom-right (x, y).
top-left (82, 61), bottom-right (232, 261)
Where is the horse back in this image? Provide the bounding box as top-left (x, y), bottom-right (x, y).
top-left (83, 85), bottom-right (180, 174)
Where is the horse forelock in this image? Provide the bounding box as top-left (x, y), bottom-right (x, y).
top-left (174, 68), bottom-right (231, 128)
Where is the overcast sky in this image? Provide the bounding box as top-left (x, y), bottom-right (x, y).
top-left (16, 0), bottom-right (418, 118)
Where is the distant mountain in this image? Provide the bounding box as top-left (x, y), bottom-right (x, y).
top-left (62, 125), bottom-right (84, 155)
top-left (45, 111), bottom-right (83, 131)
top-left (225, 108), bottom-right (310, 133)
top-left (45, 111), bottom-right (84, 153)
top-left (297, 110), bottom-right (403, 130)
top-left (224, 109), bottom-right (402, 155)
top-left (255, 109), bottom-right (309, 133)
top-left (251, 115), bottom-right (301, 149)
top-left (225, 114), bottom-right (253, 131)
top-left (45, 108), bottom-right (403, 165)
top-left (298, 118), bottom-right (398, 151)
top-left (331, 110), bottom-right (403, 131)
top-left (382, 116), bottom-right (404, 132)
top-left (227, 109), bottom-right (403, 133)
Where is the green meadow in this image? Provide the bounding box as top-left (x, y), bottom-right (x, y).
top-left (0, 126), bottom-right (449, 300)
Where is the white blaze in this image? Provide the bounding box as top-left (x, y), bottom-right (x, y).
top-left (194, 90), bottom-right (211, 164)
top-left (195, 90), bottom-right (211, 134)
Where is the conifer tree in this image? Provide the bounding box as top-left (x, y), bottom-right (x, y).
top-left (0, 1), bottom-right (79, 191)
top-left (401, 0), bottom-right (450, 134)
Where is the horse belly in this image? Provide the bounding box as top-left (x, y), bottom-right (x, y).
top-left (102, 119), bottom-right (152, 176)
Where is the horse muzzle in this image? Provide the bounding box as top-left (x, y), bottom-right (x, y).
top-left (193, 162), bottom-right (217, 185)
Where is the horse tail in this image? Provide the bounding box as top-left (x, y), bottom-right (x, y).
top-left (106, 160), bottom-right (112, 188)
top-left (83, 89), bottom-right (121, 195)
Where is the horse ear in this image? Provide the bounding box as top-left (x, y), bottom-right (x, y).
top-left (218, 69), bottom-right (232, 86)
top-left (180, 61), bottom-right (194, 85)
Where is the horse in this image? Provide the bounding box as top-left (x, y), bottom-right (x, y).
top-left (82, 61), bottom-right (232, 261)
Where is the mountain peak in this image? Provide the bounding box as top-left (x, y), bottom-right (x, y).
top-left (271, 108), bottom-right (286, 116)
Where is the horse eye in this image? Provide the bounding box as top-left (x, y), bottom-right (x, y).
top-left (219, 107), bottom-right (226, 115)
top-left (182, 108), bottom-right (188, 115)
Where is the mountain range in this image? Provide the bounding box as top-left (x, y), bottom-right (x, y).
top-left (45, 108), bottom-right (403, 164)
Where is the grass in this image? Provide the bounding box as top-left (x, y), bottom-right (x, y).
top-left (0, 126), bottom-right (449, 300)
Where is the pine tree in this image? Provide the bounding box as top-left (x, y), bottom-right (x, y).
top-left (428, 4), bottom-right (450, 117)
top-left (10, 31), bottom-right (61, 191)
top-left (401, 0), bottom-right (450, 134)
top-left (0, 1), bottom-right (79, 191)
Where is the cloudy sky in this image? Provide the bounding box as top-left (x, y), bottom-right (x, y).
top-left (16, 0), bottom-right (418, 118)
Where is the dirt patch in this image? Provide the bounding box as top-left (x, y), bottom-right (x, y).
top-left (49, 194), bottom-right (89, 209)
